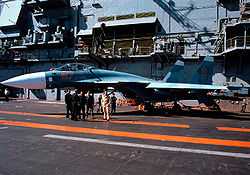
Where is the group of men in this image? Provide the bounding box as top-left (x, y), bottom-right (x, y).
top-left (64, 89), bottom-right (117, 121)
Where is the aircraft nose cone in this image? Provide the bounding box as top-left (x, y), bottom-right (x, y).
top-left (1, 72), bottom-right (46, 89)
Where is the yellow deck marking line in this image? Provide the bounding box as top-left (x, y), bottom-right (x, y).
top-left (86, 118), bottom-right (189, 128)
top-left (110, 120), bottom-right (190, 128)
top-left (217, 127), bottom-right (250, 133)
top-left (1, 120), bottom-right (250, 148)
top-left (0, 110), bottom-right (64, 119)
top-left (0, 110), bottom-right (189, 128)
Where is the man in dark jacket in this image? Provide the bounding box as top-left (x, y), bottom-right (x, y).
top-left (79, 91), bottom-right (87, 120)
top-left (71, 90), bottom-right (80, 121)
top-left (64, 90), bottom-right (72, 118)
top-left (87, 93), bottom-right (95, 118)
top-left (97, 94), bottom-right (103, 113)
top-left (111, 93), bottom-right (117, 114)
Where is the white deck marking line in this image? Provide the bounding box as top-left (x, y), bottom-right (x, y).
top-left (37, 101), bottom-right (64, 105)
top-left (44, 134), bottom-right (250, 159)
top-left (0, 127), bottom-right (8, 129)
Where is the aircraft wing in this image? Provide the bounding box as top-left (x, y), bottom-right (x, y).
top-left (77, 78), bottom-right (150, 85)
top-left (76, 79), bottom-right (119, 84)
top-left (77, 78), bottom-right (226, 90)
top-left (146, 82), bottom-right (227, 90)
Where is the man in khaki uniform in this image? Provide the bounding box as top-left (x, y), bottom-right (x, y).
top-left (4, 88), bottom-right (10, 102)
top-left (101, 90), bottom-right (110, 121)
top-left (241, 98), bottom-right (248, 113)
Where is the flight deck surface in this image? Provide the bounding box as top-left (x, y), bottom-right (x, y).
top-left (0, 100), bottom-right (250, 175)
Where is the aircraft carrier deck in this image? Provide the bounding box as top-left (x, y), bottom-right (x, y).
top-left (0, 1), bottom-right (250, 174)
top-left (0, 99), bottom-right (250, 175)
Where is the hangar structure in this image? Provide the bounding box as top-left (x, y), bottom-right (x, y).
top-left (0, 0), bottom-right (249, 100)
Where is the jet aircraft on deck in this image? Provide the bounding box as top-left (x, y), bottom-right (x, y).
top-left (1, 56), bottom-right (227, 107)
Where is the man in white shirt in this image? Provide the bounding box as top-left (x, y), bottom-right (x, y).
top-left (4, 88), bottom-right (10, 102)
top-left (101, 90), bottom-right (110, 121)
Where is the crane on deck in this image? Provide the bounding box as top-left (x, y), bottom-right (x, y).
top-left (153, 0), bottom-right (215, 53)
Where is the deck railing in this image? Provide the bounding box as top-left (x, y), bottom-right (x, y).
top-left (75, 37), bottom-right (154, 57)
top-left (226, 36), bottom-right (250, 49)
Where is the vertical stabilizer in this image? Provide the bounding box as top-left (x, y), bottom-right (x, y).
top-left (163, 60), bottom-right (184, 83)
top-left (191, 56), bottom-right (214, 84)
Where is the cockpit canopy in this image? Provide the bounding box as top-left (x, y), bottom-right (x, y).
top-left (55, 63), bottom-right (95, 71)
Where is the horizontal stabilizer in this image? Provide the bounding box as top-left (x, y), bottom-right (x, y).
top-left (146, 82), bottom-right (227, 90)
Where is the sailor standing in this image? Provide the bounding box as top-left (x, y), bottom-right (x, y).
top-left (97, 94), bottom-right (103, 113)
top-left (102, 90), bottom-right (110, 121)
top-left (4, 88), bottom-right (10, 102)
top-left (71, 90), bottom-right (80, 121)
top-left (64, 90), bottom-right (72, 118)
top-left (79, 91), bottom-right (87, 120)
top-left (111, 93), bottom-right (117, 114)
top-left (87, 93), bottom-right (95, 118)
top-left (241, 98), bottom-right (248, 113)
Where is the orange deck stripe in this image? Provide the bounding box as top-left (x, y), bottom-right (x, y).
top-left (217, 127), bottom-right (250, 133)
top-left (110, 120), bottom-right (190, 128)
top-left (0, 110), bottom-right (63, 119)
top-left (0, 110), bottom-right (189, 128)
top-left (1, 120), bottom-right (250, 148)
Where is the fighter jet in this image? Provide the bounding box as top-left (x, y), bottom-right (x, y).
top-left (1, 57), bottom-right (226, 104)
